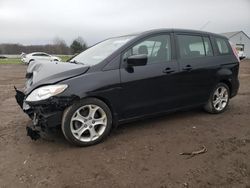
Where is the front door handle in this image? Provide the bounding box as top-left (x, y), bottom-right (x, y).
top-left (163, 67), bottom-right (175, 74)
top-left (183, 65), bottom-right (193, 71)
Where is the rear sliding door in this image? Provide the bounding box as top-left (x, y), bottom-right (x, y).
top-left (174, 32), bottom-right (219, 107)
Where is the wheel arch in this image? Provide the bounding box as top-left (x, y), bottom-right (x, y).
top-left (216, 68), bottom-right (233, 96)
top-left (29, 59), bottom-right (34, 63)
top-left (79, 95), bottom-right (118, 128)
top-left (219, 79), bottom-right (232, 97)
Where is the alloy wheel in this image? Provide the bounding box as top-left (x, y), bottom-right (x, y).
top-left (212, 86), bottom-right (229, 111)
top-left (70, 104), bottom-right (107, 142)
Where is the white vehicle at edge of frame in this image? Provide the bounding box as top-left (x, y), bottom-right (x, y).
top-left (21, 52), bottom-right (61, 64)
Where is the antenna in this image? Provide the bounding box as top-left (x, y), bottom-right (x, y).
top-left (200, 21), bottom-right (210, 30)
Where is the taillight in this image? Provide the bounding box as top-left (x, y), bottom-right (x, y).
top-left (229, 41), bottom-right (240, 62)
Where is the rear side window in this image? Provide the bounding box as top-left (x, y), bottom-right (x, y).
top-left (177, 35), bottom-right (205, 59)
top-left (40, 53), bottom-right (49, 56)
top-left (215, 38), bottom-right (229, 54)
top-left (32, 53), bottom-right (48, 56)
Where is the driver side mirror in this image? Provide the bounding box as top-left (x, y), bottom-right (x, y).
top-left (126, 54), bottom-right (148, 67)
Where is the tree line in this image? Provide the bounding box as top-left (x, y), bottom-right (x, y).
top-left (0, 37), bottom-right (87, 55)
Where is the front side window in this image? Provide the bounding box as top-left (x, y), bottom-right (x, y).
top-left (123, 34), bottom-right (171, 64)
top-left (215, 37), bottom-right (230, 54)
top-left (177, 35), bottom-right (205, 59)
top-left (71, 35), bottom-right (135, 66)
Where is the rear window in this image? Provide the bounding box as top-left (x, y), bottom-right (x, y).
top-left (215, 37), bottom-right (230, 54)
top-left (177, 35), bottom-right (205, 59)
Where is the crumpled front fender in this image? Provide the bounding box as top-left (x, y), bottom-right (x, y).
top-left (14, 87), bottom-right (25, 109)
top-left (14, 86), bottom-right (79, 129)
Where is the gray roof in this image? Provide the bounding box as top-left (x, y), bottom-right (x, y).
top-left (221, 31), bottom-right (250, 40)
top-left (139, 28), bottom-right (227, 38)
top-left (115, 28), bottom-right (227, 40)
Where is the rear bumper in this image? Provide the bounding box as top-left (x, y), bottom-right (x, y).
top-left (15, 88), bottom-right (75, 129)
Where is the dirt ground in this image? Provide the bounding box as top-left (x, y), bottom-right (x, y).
top-left (0, 60), bottom-right (250, 188)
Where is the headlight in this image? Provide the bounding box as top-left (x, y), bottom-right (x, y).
top-left (25, 84), bottom-right (68, 102)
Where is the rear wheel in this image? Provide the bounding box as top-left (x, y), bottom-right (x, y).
top-left (204, 83), bottom-right (230, 114)
top-left (62, 98), bottom-right (112, 146)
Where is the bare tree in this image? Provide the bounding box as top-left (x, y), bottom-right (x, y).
top-left (53, 37), bottom-right (70, 54)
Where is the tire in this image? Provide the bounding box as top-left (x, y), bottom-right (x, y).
top-left (62, 98), bottom-right (112, 146)
top-left (204, 83), bottom-right (230, 114)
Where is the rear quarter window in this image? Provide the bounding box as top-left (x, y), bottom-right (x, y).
top-left (215, 37), bottom-right (230, 55)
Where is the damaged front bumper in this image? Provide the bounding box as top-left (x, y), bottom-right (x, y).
top-left (15, 87), bottom-right (76, 133)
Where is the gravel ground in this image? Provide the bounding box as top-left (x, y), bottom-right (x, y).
top-left (0, 60), bottom-right (249, 188)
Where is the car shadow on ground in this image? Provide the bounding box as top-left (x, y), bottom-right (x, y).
top-left (115, 108), bottom-right (204, 132)
top-left (31, 108), bottom-right (205, 148)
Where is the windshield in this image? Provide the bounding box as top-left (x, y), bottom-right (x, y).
top-left (71, 35), bottom-right (135, 66)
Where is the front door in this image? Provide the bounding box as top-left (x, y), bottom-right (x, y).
top-left (119, 34), bottom-right (180, 119)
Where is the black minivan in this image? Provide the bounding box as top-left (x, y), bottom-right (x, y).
top-left (16, 29), bottom-right (240, 146)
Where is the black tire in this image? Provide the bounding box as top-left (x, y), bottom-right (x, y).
top-left (62, 98), bottom-right (112, 147)
top-left (204, 83), bottom-right (230, 114)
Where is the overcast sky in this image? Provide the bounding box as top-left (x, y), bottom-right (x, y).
top-left (0, 0), bottom-right (249, 45)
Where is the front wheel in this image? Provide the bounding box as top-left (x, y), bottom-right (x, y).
top-left (204, 83), bottom-right (230, 114)
top-left (62, 98), bottom-right (112, 146)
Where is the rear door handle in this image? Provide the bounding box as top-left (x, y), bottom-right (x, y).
top-left (183, 65), bottom-right (193, 71)
top-left (163, 67), bottom-right (175, 74)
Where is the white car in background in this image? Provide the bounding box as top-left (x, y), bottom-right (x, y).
top-left (21, 52), bottom-right (61, 64)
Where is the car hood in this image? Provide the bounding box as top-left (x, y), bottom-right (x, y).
top-left (24, 60), bottom-right (89, 94)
